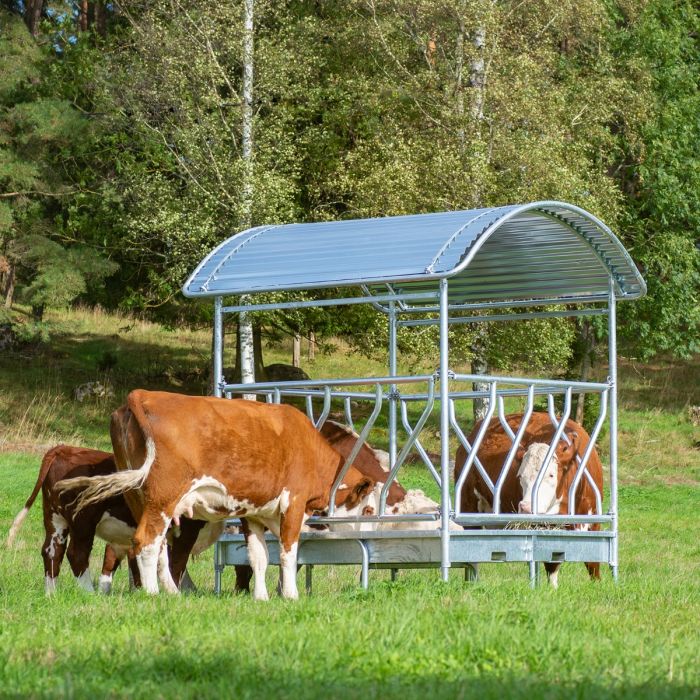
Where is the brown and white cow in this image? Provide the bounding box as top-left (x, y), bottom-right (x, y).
top-left (454, 412), bottom-right (604, 586)
top-left (6, 445), bottom-right (141, 594)
top-left (196, 419), bottom-right (451, 595)
top-left (320, 420), bottom-right (458, 532)
top-left (7, 444), bottom-right (223, 594)
top-left (56, 391), bottom-right (376, 600)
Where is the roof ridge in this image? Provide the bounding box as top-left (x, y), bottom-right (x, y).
top-left (202, 225), bottom-right (280, 292)
top-left (425, 207), bottom-right (506, 274)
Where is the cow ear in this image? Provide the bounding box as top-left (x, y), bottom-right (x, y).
top-left (343, 477), bottom-right (374, 509)
top-left (560, 432), bottom-right (579, 463)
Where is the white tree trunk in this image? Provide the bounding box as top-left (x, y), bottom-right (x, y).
top-left (292, 333), bottom-right (301, 368)
top-left (239, 0), bottom-right (256, 400)
top-left (468, 7), bottom-right (491, 422)
top-left (308, 330), bottom-right (316, 362)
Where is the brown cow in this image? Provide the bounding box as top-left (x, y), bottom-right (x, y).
top-left (57, 391), bottom-right (375, 599)
top-left (454, 412), bottom-right (604, 587)
top-left (231, 420), bottom-right (450, 593)
top-left (7, 445), bottom-right (221, 594)
top-left (320, 420), bottom-right (458, 531)
top-left (6, 445), bottom-right (141, 594)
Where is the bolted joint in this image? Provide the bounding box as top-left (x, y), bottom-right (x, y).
top-left (433, 369), bottom-right (456, 381)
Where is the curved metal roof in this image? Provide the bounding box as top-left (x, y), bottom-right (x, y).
top-left (182, 201), bottom-right (646, 306)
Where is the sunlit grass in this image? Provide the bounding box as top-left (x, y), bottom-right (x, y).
top-left (1, 451), bottom-right (699, 699)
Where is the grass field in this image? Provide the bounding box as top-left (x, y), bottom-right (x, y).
top-left (1, 307), bottom-right (699, 698)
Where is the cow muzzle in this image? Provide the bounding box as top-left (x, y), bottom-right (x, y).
top-left (518, 500), bottom-right (532, 514)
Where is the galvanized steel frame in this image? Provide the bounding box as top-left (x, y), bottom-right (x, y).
top-left (208, 275), bottom-right (621, 589)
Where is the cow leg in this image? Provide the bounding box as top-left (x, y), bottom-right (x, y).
top-left (157, 541), bottom-right (179, 594)
top-left (585, 561), bottom-right (601, 580)
top-left (278, 501), bottom-right (305, 600)
top-left (234, 565), bottom-right (253, 594)
top-left (42, 512), bottom-right (69, 595)
top-left (98, 544), bottom-right (122, 594)
top-left (127, 552), bottom-right (142, 590)
top-left (544, 562), bottom-right (561, 589)
top-left (585, 524), bottom-right (601, 581)
top-left (242, 519), bottom-right (269, 601)
top-left (169, 518), bottom-right (205, 590)
top-left (66, 530), bottom-right (96, 592)
top-left (133, 507), bottom-right (172, 594)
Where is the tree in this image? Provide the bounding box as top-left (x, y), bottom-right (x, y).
top-left (612, 0), bottom-right (700, 359)
top-left (0, 8), bottom-right (117, 320)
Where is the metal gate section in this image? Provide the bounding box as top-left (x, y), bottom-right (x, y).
top-left (183, 201), bottom-right (646, 589)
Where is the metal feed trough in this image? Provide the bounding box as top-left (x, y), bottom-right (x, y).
top-left (183, 201), bottom-right (646, 591)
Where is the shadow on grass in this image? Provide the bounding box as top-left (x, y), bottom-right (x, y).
top-left (13, 652), bottom-right (700, 700)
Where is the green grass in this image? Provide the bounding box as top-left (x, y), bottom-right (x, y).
top-left (1, 452), bottom-right (699, 699)
top-left (1, 306), bottom-right (699, 698)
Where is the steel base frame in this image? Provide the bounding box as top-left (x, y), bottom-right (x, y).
top-left (213, 529), bottom-right (614, 594)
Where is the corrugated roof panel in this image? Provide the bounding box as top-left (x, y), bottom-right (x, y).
top-left (183, 201), bottom-right (646, 304)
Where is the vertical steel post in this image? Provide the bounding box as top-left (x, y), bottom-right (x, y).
top-left (439, 279), bottom-right (451, 582)
top-left (388, 302), bottom-right (398, 477)
top-left (305, 565), bottom-right (313, 596)
top-left (213, 296), bottom-right (224, 398)
top-left (608, 279), bottom-right (619, 582)
top-left (214, 541), bottom-right (222, 595)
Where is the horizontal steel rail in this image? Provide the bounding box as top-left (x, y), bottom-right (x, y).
top-left (453, 514), bottom-right (613, 526)
top-left (394, 294), bottom-right (611, 314)
top-left (398, 307), bottom-right (609, 327)
top-left (452, 373), bottom-right (610, 391)
top-left (221, 291), bottom-right (439, 314)
top-left (307, 513), bottom-right (441, 525)
top-left (222, 374), bottom-right (434, 392)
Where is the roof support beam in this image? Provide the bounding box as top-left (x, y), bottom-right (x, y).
top-left (398, 307), bottom-right (609, 328)
top-left (221, 291), bottom-right (439, 314)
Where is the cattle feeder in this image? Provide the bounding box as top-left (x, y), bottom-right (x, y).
top-left (183, 201), bottom-right (646, 591)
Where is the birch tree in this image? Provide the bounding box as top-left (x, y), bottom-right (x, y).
top-left (238, 0), bottom-right (256, 397)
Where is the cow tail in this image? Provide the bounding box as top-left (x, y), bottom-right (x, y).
top-left (6, 447), bottom-right (62, 547)
top-left (55, 391), bottom-right (156, 514)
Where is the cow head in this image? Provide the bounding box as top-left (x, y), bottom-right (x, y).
top-left (515, 434), bottom-right (578, 515)
top-left (331, 467), bottom-right (375, 517)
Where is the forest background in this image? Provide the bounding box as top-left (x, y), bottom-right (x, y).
top-left (0, 0), bottom-right (698, 388)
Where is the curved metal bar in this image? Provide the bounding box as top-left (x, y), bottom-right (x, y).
top-left (497, 396), bottom-right (516, 441)
top-left (343, 396), bottom-right (355, 432)
top-left (454, 383), bottom-right (497, 513)
top-left (449, 399), bottom-right (493, 496)
top-left (531, 387), bottom-right (572, 514)
top-left (379, 380), bottom-right (436, 515)
top-left (328, 385), bottom-right (383, 516)
top-left (305, 395), bottom-right (314, 423)
top-left (567, 389), bottom-right (607, 515)
top-left (548, 393), bottom-right (604, 516)
top-left (493, 385), bottom-right (536, 514)
top-left (400, 399), bottom-right (442, 487)
top-left (314, 386), bottom-right (332, 429)
top-left (273, 388), bottom-right (281, 404)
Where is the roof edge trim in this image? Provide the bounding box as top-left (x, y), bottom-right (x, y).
top-left (444, 201), bottom-right (647, 299)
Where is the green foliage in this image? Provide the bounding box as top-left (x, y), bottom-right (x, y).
top-left (0, 8), bottom-right (117, 316)
top-left (613, 0), bottom-right (700, 359)
top-left (1, 0), bottom-right (698, 365)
